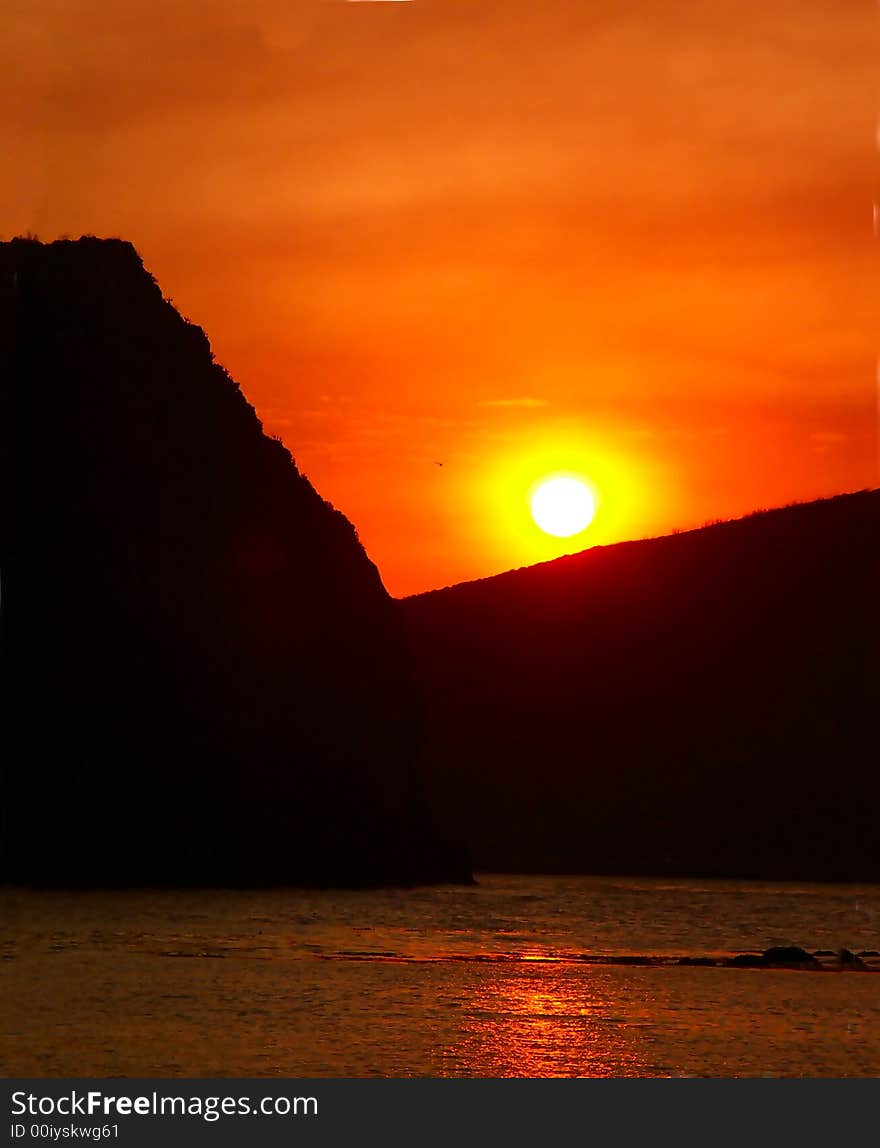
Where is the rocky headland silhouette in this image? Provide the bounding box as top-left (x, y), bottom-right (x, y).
top-left (403, 490), bottom-right (880, 881)
top-left (5, 236), bottom-right (876, 888)
top-left (1, 236), bottom-right (470, 887)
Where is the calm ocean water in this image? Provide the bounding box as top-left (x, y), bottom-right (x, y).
top-left (3, 875), bottom-right (879, 1078)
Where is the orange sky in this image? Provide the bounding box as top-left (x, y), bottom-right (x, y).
top-left (5, 0), bottom-right (878, 595)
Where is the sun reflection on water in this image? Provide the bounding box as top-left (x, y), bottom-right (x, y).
top-left (446, 964), bottom-right (647, 1078)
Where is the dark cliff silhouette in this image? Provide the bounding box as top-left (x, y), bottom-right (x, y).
top-left (403, 491), bottom-right (880, 881)
top-left (1, 236), bottom-right (470, 887)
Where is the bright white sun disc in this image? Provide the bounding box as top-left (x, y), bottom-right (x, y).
top-left (530, 476), bottom-right (596, 537)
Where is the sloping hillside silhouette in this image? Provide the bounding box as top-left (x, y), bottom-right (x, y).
top-left (1, 236), bottom-right (470, 887)
top-left (403, 491), bottom-right (880, 881)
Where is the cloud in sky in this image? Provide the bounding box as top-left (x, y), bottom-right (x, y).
top-left (478, 398), bottom-right (549, 409)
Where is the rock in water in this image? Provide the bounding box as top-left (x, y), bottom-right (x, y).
top-left (0, 237), bottom-right (470, 887)
top-left (836, 949), bottom-right (866, 969)
top-left (760, 947), bottom-right (819, 968)
top-left (725, 948), bottom-right (819, 969)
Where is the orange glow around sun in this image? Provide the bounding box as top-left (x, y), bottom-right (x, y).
top-left (451, 427), bottom-right (668, 576)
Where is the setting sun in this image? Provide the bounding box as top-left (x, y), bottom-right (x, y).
top-left (530, 475), bottom-right (596, 538)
